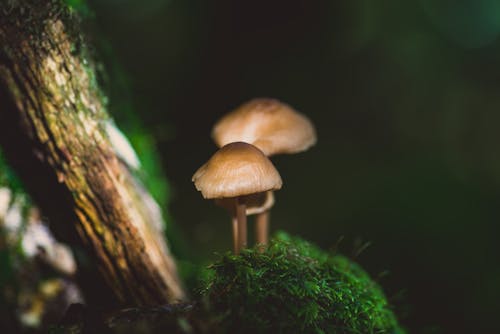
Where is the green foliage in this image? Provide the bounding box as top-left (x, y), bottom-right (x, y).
top-left (93, 40), bottom-right (182, 256)
top-left (0, 150), bottom-right (24, 195)
top-left (0, 151), bottom-right (29, 332)
top-left (94, 38), bottom-right (172, 214)
top-left (119, 121), bottom-right (172, 213)
top-left (203, 232), bottom-right (404, 334)
top-left (64, 0), bottom-right (92, 17)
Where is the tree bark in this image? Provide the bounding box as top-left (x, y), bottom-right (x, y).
top-left (0, 1), bottom-right (185, 306)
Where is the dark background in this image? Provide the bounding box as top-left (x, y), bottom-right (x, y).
top-left (88, 0), bottom-right (500, 332)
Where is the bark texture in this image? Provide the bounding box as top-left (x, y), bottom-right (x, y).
top-left (0, 1), bottom-right (185, 306)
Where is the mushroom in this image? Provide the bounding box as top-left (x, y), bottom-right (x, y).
top-left (211, 98), bottom-right (317, 248)
top-left (215, 191), bottom-right (274, 250)
top-left (212, 98), bottom-right (316, 156)
top-left (192, 142), bottom-right (282, 254)
top-left (215, 191), bottom-right (274, 216)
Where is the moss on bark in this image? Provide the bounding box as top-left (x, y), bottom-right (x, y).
top-left (0, 0), bottom-right (184, 306)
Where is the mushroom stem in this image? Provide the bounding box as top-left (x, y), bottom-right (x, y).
top-left (236, 197), bottom-right (247, 253)
top-left (231, 215), bottom-right (238, 254)
top-left (255, 210), bottom-right (269, 252)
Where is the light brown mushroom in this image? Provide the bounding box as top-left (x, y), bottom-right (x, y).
top-left (211, 98), bottom-right (317, 249)
top-left (192, 142), bottom-right (282, 254)
top-left (212, 98), bottom-right (317, 156)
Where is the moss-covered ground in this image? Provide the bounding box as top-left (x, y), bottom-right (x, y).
top-left (202, 232), bottom-right (404, 334)
top-left (55, 232), bottom-right (405, 333)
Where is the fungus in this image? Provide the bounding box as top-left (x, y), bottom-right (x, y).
top-left (212, 98), bottom-right (316, 156)
top-left (215, 191), bottom-right (274, 251)
top-left (211, 98), bottom-right (317, 249)
top-left (192, 142), bottom-right (282, 254)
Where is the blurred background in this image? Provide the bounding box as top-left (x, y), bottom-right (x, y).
top-left (87, 0), bottom-right (500, 332)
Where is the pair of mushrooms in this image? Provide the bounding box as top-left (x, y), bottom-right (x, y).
top-left (192, 98), bottom-right (316, 254)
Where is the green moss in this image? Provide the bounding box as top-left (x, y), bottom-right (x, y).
top-left (50, 233), bottom-right (405, 333)
top-left (203, 232), bottom-right (405, 334)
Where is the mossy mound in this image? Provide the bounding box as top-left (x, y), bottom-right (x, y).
top-left (51, 233), bottom-right (405, 333)
top-left (203, 232), bottom-right (404, 333)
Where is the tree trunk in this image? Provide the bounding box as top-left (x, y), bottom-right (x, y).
top-left (0, 1), bottom-right (185, 306)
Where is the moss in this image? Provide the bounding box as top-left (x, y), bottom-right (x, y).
top-left (203, 232), bottom-right (404, 334)
top-left (50, 233), bottom-right (405, 333)
top-left (1, 0), bottom-right (169, 214)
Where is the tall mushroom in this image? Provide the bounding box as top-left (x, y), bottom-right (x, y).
top-left (212, 98), bottom-right (316, 155)
top-left (211, 98), bottom-right (317, 248)
top-left (192, 142), bottom-right (282, 254)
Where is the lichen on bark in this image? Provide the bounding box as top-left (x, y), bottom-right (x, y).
top-left (0, 0), bottom-right (184, 306)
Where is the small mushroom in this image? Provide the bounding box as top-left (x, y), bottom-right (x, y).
top-left (192, 142), bottom-right (282, 254)
top-left (211, 98), bottom-right (317, 249)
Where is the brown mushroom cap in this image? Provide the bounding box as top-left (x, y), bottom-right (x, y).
top-left (212, 98), bottom-right (317, 156)
top-left (192, 142), bottom-right (282, 199)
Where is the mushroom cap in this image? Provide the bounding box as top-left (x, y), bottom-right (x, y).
top-left (212, 98), bottom-right (317, 156)
top-left (192, 142), bottom-right (282, 199)
top-left (215, 191), bottom-right (275, 215)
